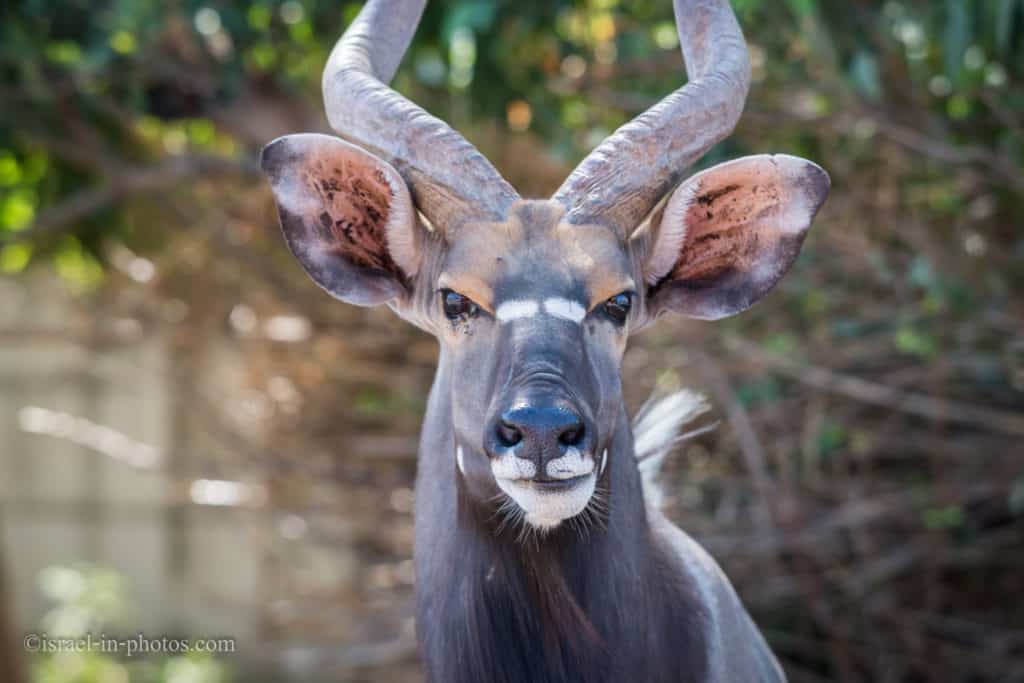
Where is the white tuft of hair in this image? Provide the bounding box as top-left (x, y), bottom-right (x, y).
top-left (632, 389), bottom-right (714, 509)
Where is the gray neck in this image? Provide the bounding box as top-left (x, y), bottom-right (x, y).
top-left (410, 350), bottom-right (709, 683)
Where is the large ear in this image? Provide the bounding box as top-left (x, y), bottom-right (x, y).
top-left (637, 154), bottom-right (829, 321)
top-left (261, 133), bottom-right (425, 306)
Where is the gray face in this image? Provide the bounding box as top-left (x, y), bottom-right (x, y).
top-left (262, 134), bottom-right (829, 533)
top-left (434, 202), bottom-right (635, 528)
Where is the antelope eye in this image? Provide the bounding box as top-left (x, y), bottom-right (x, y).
top-left (603, 292), bottom-right (632, 325)
top-left (441, 289), bottom-right (480, 320)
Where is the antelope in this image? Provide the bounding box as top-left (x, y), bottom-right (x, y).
top-left (260, 0), bottom-right (828, 680)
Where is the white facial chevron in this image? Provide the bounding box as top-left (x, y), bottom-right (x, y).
top-left (543, 298), bottom-right (586, 323)
top-left (494, 298), bottom-right (587, 324)
top-left (495, 299), bottom-right (539, 322)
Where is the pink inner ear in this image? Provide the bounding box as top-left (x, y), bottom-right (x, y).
top-left (654, 155), bottom-right (821, 287)
top-left (303, 152), bottom-right (400, 275)
top-left (671, 180), bottom-right (785, 283)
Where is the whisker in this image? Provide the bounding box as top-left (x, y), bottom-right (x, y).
top-left (494, 496), bottom-right (520, 537)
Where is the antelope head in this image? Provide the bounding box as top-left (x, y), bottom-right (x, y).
top-left (261, 0), bottom-right (828, 531)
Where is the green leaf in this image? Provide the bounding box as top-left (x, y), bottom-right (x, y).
top-left (764, 333), bottom-right (798, 355)
top-left (0, 243), bottom-right (32, 272)
top-left (53, 237), bottom-right (104, 290)
top-left (109, 30), bottom-right (136, 55)
top-left (44, 41), bottom-right (83, 65)
top-left (786, 0), bottom-right (815, 19)
top-left (922, 504), bottom-right (964, 530)
top-left (737, 376), bottom-right (783, 407)
top-left (817, 419), bottom-right (847, 457)
top-left (946, 93), bottom-right (971, 119)
top-left (895, 326), bottom-right (938, 358)
top-left (0, 152), bottom-right (22, 186)
top-left (0, 188), bottom-right (36, 232)
top-left (246, 3), bottom-right (272, 31)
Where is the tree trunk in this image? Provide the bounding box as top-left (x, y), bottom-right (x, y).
top-left (0, 524), bottom-right (26, 683)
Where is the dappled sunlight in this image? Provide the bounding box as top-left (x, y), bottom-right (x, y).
top-left (1, 0), bottom-right (1022, 681)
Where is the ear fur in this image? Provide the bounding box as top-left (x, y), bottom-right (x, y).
top-left (638, 154), bottom-right (829, 320)
top-left (261, 133), bottom-right (423, 307)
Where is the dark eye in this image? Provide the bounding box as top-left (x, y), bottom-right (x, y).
top-left (603, 292), bottom-right (632, 325)
top-left (441, 289), bottom-right (480, 320)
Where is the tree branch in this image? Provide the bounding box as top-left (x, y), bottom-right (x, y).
top-left (727, 337), bottom-right (1024, 437)
top-left (690, 349), bottom-right (777, 532)
top-left (0, 154), bottom-right (258, 247)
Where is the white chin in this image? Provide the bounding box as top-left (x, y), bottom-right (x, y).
top-left (494, 473), bottom-right (597, 530)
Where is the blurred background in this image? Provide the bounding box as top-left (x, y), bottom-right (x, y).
top-left (1, 0), bottom-right (1022, 681)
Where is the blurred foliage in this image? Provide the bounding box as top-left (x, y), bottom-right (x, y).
top-left (37, 565), bottom-right (129, 636)
top-left (1, 0), bottom-right (1022, 280)
top-left (1, 1), bottom-right (1023, 682)
top-left (29, 565), bottom-right (230, 683)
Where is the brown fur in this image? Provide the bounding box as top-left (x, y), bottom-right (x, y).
top-left (442, 201), bottom-right (634, 310)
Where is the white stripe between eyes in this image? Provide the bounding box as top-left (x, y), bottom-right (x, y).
top-left (543, 298), bottom-right (586, 324)
top-left (495, 300), bottom-right (540, 322)
top-left (494, 298), bottom-right (588, 324)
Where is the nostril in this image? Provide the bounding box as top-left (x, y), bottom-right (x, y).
top-left (496, 420), bottom-right (523, 447)
top-left (558, 421), bottom-right (585, 447)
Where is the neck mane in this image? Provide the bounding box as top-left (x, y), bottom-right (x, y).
top-left (413, 356), bottom-right (709, 683)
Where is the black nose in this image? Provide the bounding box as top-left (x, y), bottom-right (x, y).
top-left (497, 406), bottom-right (585, 448)
top-left (488, 404), bottom-right (591, 475)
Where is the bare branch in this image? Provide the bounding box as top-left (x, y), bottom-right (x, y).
top-left (0, 155), bottom-right (257, 247)
top-left (690, 349), bottom-right (777, 532)
top-left (727, 337), bottom-right (1024, 437)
